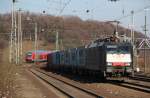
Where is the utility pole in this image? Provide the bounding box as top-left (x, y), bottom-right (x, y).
top-left (17, 9), bottom-right (20, 64)
top-left (56, 31), bottom-right (59, 50)
top-left (17, 8), bottom-right (22, 64)
top-left (10, 1), bottom-right (23, 65)
top-left (144, 9), bottom-right (147, 73)
top-left (131, 10), bottom-right (135, 76)
top-left (20, 9), bottom-right (23, 64)
top-left (10, 0), bottom-right (17, 64)
top-left (10, 0), bottom-right (14, 63)
top-left (34, 23), bottom-right (38, 64)
top-left (14, 5), bottom-right (17, 64)
top-left (10, 0), bottom-right (22, 65)
top-left (131, 10), bottom-right (134, 45)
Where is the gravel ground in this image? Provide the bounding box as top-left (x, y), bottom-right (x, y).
top-left (41, 69), bottom-right (150, 98)
top-left (84, 82), bottom-right (150, 98)
top-left (14, 65), bottom-right (150, 98)
top-left (15, 67), bottom-right (59, 98)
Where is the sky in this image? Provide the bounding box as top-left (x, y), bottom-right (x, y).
top-left (0, 0), bottom-right (150, 35)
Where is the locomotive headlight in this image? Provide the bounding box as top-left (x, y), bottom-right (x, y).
top-left (107, 62), bottom-right (112, 66)
top-left (125, 62), bottom-right (130, 66)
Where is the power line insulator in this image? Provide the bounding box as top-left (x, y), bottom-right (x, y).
top-left (86, 10), bottom-right (90, 13)
top-left (43, 10), bottom-right (46, 13)
top-left (13, 0), bottom-right (16, 3)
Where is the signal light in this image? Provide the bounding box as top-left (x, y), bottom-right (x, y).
top-left (107, 62), bottom-right (112, 66)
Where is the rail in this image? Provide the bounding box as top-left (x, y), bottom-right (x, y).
top-left (30, 68), bottom-right (104, 98)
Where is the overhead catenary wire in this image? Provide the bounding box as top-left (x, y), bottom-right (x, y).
top-left (46, 0), bottom-right (72, 50)
top-left (56, 0), bottom-right (72, 50)
top-left (116, 5), bottom-right (150, 21)
top-left (46, 0), bottom-right (72, 16)
top-left (57, 0), bottom-right (72, 15)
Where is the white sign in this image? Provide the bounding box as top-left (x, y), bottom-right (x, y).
top-left (106, 53), bottom-right (131, 62)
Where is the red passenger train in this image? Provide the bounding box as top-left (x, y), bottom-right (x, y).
top-left (25, 50), bottom-right (51, 63)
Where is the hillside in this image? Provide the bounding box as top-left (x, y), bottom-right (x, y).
top-left (0, 12), bottom-right (145, 50)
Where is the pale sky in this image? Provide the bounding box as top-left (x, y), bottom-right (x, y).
top-left (0, 0), bottom-right (150, 35)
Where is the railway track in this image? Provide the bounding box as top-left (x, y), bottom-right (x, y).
top-left (134, 73), bottom-right (150, 78)
top-left (108, 79), bottom-right (150, 93)
top-left (129, 74), bottom-right (150, 82)
top-left (29, 68), bottom-right (103, 98)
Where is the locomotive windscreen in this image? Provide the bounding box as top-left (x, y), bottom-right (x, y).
top-left (26, 52), bottom-right (32, 57)
top-left (106, 44), bottom-right (132, 66)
